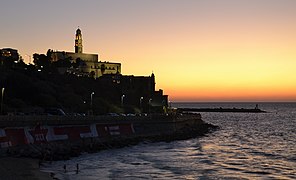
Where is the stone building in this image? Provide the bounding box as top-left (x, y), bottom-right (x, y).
top-left (50, 28), bottom-right (121, 78)
top-left (98, 73), bottom-right (168, 113)
top-left (49, 28), bottom-right (168, 112)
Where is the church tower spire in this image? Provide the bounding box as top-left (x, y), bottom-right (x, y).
top-left (75, 27), bottom-right (83, 53)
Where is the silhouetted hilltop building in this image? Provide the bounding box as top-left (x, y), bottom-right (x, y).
top-left (50, 28), bottom-right (121, 78)
top-left (0, 48), bottom-right (19, 61)
top-left (99, 73), bottom-right (168, 113)
top-left (35, 28), bottom-right (168, 113)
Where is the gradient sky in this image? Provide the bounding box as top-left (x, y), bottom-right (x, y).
top-left (1, 0), bottom-right (296, 102)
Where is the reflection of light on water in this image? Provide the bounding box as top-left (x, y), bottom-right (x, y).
top-left (202, 143), bottom-right (219, 151)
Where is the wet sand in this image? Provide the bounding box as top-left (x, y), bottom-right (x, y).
top-left (0, 157), bottom-right (52, 180)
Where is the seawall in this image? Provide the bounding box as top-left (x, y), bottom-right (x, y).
top-left (0, 113), bottom-right (217, 160)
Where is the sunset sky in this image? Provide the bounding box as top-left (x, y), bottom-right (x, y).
top-left (1, 0), bottom-right (296, 102)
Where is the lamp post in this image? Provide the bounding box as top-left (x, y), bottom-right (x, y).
top-left (148, 98), bottom-right (152, 114)
top-left (1, 88), bottom-right (4, 115)
top-left (121, 95), bottom-right (125, 106)
top-left (140, 97), bottom-right (144, 110)
top-left (90, 92), bottom-right (95, 115)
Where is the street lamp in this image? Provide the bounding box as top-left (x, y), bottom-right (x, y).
top-left (90, 92), bottom-right (95, 115)
top-left (121, 95), bottom-right (125, 106)
top-left (140, 97), bottom-right (144, 110)
top-left (148, 98), bottom-right (152, 114)
top-left (1, 88), bottom-right (4, 115)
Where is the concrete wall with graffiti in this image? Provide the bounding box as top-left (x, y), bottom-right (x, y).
top-left (0, 123), bottom-right (134, 148)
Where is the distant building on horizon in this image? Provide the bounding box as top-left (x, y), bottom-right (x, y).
top-left (0, 48), bottom-right (19, 61)
top-left (48, 28), bottom-right (168, 111)
top-left (50, 28), bottom-right (121, 78)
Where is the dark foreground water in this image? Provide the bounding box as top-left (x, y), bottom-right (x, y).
top-left (42, 103), bottom-right (296, 179)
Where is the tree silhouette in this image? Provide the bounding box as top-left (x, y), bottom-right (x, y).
top-left (33, 54), bottom-right (51, 69)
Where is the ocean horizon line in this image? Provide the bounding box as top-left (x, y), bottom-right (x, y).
top-left (172, 101), bottom-right (296, 104)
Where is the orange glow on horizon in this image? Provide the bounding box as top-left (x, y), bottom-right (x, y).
top-left (2, 1), bottom-right (296, 102)
top-left (166, 87), bottom-right (296, 102)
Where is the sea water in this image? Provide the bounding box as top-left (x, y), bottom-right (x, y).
top-left (41, 103), bottom-right (296, 179)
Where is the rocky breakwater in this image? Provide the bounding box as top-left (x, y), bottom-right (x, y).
top-left (0, 113), bottom-right (218, 161)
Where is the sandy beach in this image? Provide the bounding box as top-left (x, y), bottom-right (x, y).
top-left (0, 157), bottom-right (52, 180)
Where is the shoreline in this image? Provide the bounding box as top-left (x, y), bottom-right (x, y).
top-left (0, 157), bottom-right (52, 180)
top-left (0, 113), bottom-right (218, 179)
top-left (0, 121), bottom-right (218, 180)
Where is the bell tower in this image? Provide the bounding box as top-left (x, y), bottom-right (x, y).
top-left (75, 28), bottom-right (83, 53)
